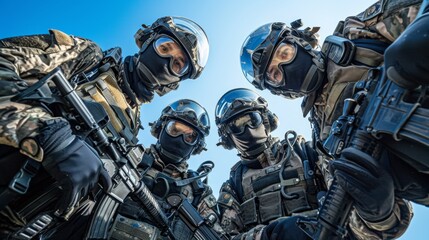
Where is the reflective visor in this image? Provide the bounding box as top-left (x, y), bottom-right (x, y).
top-left (228, 112), bottom-right (263, 134)
top-left (215, 88), bottom-right (264, 122)
top-left (154, 35), bottom-right (190, 76)
top-left (165, 120), bottom-right (198, 145)
top-left (240, 22), bottom-right (288, 86)
top-left (266, 42), bottom-right (297, 87)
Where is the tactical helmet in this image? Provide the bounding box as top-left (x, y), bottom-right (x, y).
top-left (240, 21), bottom-right (324, 99)
top-left (151, 99), bottom-right (210, 155)
top-left (215, 88), bottom-right (278, 150)
top-left (135, 16), bottom-right (209, 79)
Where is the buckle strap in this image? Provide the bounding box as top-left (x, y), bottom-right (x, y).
top-left (10, 159), bottom-right (40, 194)
top-left (0, 159), bottom-right (40, 210)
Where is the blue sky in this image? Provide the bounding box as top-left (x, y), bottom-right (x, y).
top-left (2, 1), bottom-right (427, 239)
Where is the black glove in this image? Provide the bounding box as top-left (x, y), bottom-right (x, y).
top-left (37, 120), bottom-right (112, 218)
top-left (261, 216), bottom-right (311, 240)
top-left (331, 147), bottom-right (394, 222)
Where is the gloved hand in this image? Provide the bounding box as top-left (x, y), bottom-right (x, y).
top-left (37, 119), bottom-right (112, 219)
top-left (260, 216), bottom-right (311, 240)
top-left (330, 147), bottom-right (394, 222)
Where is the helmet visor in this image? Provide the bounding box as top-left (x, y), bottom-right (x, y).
top-left (171, 17), bottom-right (210, 69)
top-left (165, 120), bottom-right (198, 145)
top-left (240, 22), bottom-right (287, 87)
top-left (167, 99), bottom-right (210, 136)
top-left (215, 88), bottom-right (265, 123)
top-left (154, 35), bottom-right (190, 76)
top-left (228, 111), bottom-right (263, 135)
top-left (266, 42), bottom-right (297, 87)
top-left (240, 23), bottom-right (272, 84)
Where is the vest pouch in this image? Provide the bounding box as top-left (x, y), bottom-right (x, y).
top-left (258, 191), bottom-right (283, 223)
top-left (78, 69), bottom-right (139, 144)
top-left (321, 61), bottom-right (372, 140)
top-left (109, 213), bottom-right (160, 240)
top-left (282, 187), bottom-right (312, 215)
top-left (240, 197), bottom-right (258, 226)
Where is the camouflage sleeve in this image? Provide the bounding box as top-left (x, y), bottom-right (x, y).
top-left (195, 184), bottom-right (228, 237)
top-left (348, 198), bottom-right (413, 240)
top-left (0, 29), bottom-right (103, 97)
top-left (0, 30), bottom-right (103, 160)
top-left (342, 0), bottom-right (421, 43)
top-left (217, 180), bottom-right (244, 237)
top-left (316, 155), bottom-right (413, 239)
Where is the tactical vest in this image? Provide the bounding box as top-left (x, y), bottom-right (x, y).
top-left (111, 147), bottom-right (217, 240)
top-left (77, 67), bottom-right (140, 144)
top-left (232, 139), bottom-right (320, 226)
top-left (314, 0), bottom-right (422, 141)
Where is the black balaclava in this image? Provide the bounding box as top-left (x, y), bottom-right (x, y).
top-left (230, 123), bottom-right (269, 157)
top-left (136, 44), bottom-right (181, 89)
top-left (278, 44), bottom-right (316, 94)
top-left (122, 55), bottom-right (155, 103)
top-left (157, 127), bottom-right (195, 165)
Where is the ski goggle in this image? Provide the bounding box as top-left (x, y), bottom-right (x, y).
top-left (165, 120), bottom-right (198, 145)
top-left (228, 112), bottom-right (263, 134)
top-left (265, 42), bottom-right (297, 87)
top-left (154, 35), bottom-right (190, 76)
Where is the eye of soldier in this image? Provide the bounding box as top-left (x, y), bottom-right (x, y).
top-left (265, 42), bottom-right (296, 87)
top-left (154, 35), bottom-right (190, 76)
top-left (165, 120), bottom-right (198, 144)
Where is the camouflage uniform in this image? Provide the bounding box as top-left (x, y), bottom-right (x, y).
top-left (0, 29), bottom-right (103, 160)
top-left (0, 30), bottom-right (135, 239)
top-left (311, 0), bottom-right (422, 142)
top-left (302, 1), bottom-right (420, 239)
top-left (112, 145), bottom-right (226, 240)
top-left (218, 134), bottom-right (412, 240)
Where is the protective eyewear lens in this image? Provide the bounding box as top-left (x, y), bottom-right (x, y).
top-left (229, 112), bottom-right (263, 134)
top-left (165, 120), bottom-right (198, 145)
top-left (265, 42), bottom-right (297, 87)
top-left (154, 36), bottom-right (190, 76)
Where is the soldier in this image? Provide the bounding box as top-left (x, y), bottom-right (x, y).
top-left (113, 99), bottom-right (226, 239)
top-left (215, 88), bottom-right (411, 240)
top-left (0, 16), bottom-right (209, 238)
top-left (238, 0), bottom-right (422, 239)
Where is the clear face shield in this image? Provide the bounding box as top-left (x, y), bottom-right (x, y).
top-left (240, 22), bottom-right (288, 89)
top-left (164, 99), bottom-right (210, 137)
top-left (166, 17), bottom-right (210, 79)
top-left (153, 35), bottom-right (190, 76)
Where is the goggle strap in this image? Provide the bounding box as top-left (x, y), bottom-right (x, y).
top-left (300, 64), bottom-right (318, 93)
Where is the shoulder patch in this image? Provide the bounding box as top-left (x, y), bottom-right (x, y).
top-left (217, 192), bottom-right (234, 207)
top-left (359, 0), bottom-right (383, 21)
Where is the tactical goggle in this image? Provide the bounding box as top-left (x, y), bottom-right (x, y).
top-left (154, 35), bottom-right (190, 76)
top-left (228, 112), bottom-right (263, 135)
top-left (265, 42), bottom-right (297, 87)
top-left (165, 120), bottom-right (198, 145)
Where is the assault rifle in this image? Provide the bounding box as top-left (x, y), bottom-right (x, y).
top-left (13, 67), bottom-right (176, 239)
top-left (14, 67), bottom-right (225, 240)
top-left (166, 193), bottom-right (227, 240)
top-left (298, 64), bottom-right (429, 240)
